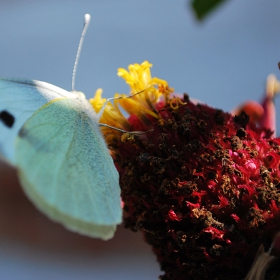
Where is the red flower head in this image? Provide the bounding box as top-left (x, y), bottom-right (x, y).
top-left (91, 61), bottom-right (280, 280)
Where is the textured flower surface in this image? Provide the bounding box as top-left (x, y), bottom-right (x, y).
top-left (91, 61), bottom-right (280, 280)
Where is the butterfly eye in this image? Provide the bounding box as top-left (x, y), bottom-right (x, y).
top-left (0, 110), bottom-right (15, 128)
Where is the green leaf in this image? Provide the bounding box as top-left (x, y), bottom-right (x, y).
top-left (191, 0), bottom-right (229, 21)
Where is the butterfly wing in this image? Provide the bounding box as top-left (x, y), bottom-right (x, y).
top-left (15, 97), bottom-right (121, 240)
top-left (0, 78), bottom-right (72, 164)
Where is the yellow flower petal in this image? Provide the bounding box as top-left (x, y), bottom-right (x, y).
top-left (90, 61), bottom-right (174, 145)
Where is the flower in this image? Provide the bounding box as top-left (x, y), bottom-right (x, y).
top-left (232, 74), bottom-right (280, 137)
top-left (91, 61), bottom-right (280, 279)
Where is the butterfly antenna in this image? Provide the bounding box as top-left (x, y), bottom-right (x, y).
top-left (72, 14), bottom-right (91, 92)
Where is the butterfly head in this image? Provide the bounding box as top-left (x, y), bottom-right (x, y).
top-left (71, 90), bottom-right (86, 99)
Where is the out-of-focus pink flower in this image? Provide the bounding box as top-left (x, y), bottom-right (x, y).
top-left (232, 74), bottom-right (280, 137)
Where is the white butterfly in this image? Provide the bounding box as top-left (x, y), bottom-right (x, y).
top-left (0, 14), bottom-right (122, 240)
top-left (0, 78), bottom-right (122, 240)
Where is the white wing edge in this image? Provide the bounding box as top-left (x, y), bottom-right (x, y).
top-left (0, 77), bottom-right (75, 98)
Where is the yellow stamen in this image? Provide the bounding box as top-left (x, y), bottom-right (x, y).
top-left (90, 61), bottom-right (174, 145)
top-left (89, 88), bottom-right (131, 130)
top-left (169, 97), bottom-right (187, 110)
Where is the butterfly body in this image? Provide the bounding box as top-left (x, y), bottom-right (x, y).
top-left (0, 78), bottom-right (121, 240)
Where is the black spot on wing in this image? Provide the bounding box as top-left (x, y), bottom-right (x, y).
top-left (0, 110), bottom-right (15, 128)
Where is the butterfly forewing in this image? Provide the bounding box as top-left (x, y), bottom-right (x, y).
top-left (0, 78), bottom-right (71, 164)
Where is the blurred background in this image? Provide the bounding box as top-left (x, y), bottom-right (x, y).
top-left (0, 0), bottom-right (280, 279)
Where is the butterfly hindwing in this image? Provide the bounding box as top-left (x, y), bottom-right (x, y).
top-left (15, 97), bottom-right (121, 240)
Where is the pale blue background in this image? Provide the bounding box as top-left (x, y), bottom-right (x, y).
top-left (0, 0), bottom-right (280, 279)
